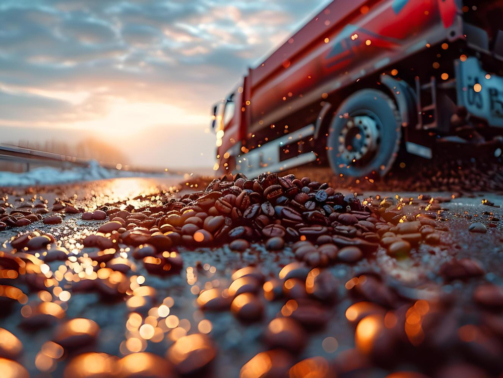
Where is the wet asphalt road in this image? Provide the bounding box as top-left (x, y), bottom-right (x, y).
top-left (1, 176), bottom-right (502, 377)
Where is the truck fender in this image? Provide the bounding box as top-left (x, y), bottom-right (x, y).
top-left (314, 102), bottom-right (333, 140)
top-left (379, 75), bottom-right (417, 130)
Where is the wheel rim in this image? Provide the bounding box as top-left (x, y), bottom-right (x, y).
top-left (337, 114), bottom-right (381, 166)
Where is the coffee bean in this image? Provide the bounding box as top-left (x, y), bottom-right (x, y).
top-left (230, 239), bottom-right (250, 252)
top-left (231, 293), bottom-right (263, 322)
top-left (284, 278), bottom-right (308, 299)
top-left (262, 224), bottom-right (286, 238)
top-left (387, 240), bottom-right (411, 257)
top-left (279, 262), bottom-right (310, 281)
top-left (0, 328), bottom-right (23, 360)
top-left (244, 203), bottom-right (260, 219)
top-left (15, 218), bottom-right (31, 227)
top-left (349, 275), bottom-right (397, 307)
top-left (181, 223), bottom-right (199, 235)
top-left (306, 270), bottom-right (338, 304)
top-left (20, 302), bottom-right (65, 329)
top-left (299, 226), bottom-right (328, 239)
top-left (337, 214), bottom-right (358, 225)
top-left (240, 350), bottom-right (293, 378)
top-left (132, 244), bottom-right (156, 259)
top-left (203, 215), bottom-right (225, 233)
top-left (92, 210), bottom-right (107, 220)
top-left (43, 247), bottom-right (69, 262)
top-left (313, 190), bottom-right (327, 203)
top-left (119, 353), bottom-right (174, 378)
top-left (26, 235), bottom-right (52, 250)
top-left (236, 191), bottom-right (251, 210)
top-left (148, 234), bottom-right (172, 252)
top-left (435, 364), bottom-right (489, 378)
top-left (473, 285), bottom-right (503, 309)
top-left (285, 227), bottom-right (300, 241)
top-left (338, 246), bottom-right (363, 263)
top-left (255, 214), bottom-right (270, 229)
top-left (332, 236), bottom-right (378, 252)
top-left (281, 207), bottom-right (302, 222)
top-left (98, 221), bottom-right (122, 233)
top-left (395, 221), bottom-right (421, 234)
top-left (264, 184), bottom-right (283, 201)
top-left (304, 201), bottom-right (316, 210)
top-left (439, 259), bottom-right (485, 281)
top-left (167, 334), bottom-right (216, 375)
top-left (345, 302), bottom-right (386, 326)
top-left (288, 300), bottom-right (329, 330)
top-left (264, 317), bottom-right (307, 353)
top-left (215, 198), bottom-right (232, 214)
top-left (0, 358), bottom-right (29, 378)
top-left (53, 318), bottom-right (99, 349)
top-left (266, 237), bottom-right (285, 251)
top-left (290, 357), bottom-right (334, 378)
top-left (228, 277), bottom-right (260, 297)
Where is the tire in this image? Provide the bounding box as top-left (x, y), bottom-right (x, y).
top-left (327, 89), bottom-right (401, 178)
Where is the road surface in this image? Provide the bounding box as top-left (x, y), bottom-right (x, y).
top-left (0, 175), bottom-right (502, 377)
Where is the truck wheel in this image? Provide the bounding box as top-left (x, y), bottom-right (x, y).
top-left (327, 89), bottom-right (401, 177)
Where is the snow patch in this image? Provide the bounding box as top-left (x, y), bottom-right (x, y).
top-left (0, 160), bottom-right (165, 187)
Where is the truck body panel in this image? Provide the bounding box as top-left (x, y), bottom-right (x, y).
top-left (249, 0), bottom-right (452, 133)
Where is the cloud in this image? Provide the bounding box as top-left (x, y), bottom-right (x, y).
top-left (121, 24), bottom-right (162, 47)
top-left (60, 18), bottom-right (117, 45)
top-left (0, 0), bottom-right (331, 168)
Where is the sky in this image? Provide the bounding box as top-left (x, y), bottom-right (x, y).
top-left (0, 0), bottom-right (330, 170)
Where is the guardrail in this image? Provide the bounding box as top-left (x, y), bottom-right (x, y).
top-left (0, 144), bottom-right (89, 172)
top-left (0, 144), bottom-right (169, 175)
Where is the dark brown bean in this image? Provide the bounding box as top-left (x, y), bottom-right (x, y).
top-left (231, 293), bottom-right (263, 322)
top-left (266, 237), bottom-right (285, 251)
top-left (262, 224), bottom-right (286, 238)
top-left (338, 246), bottom-right (363, 263)
top-left (44, 215), bottom-right (62, 225)
top-left (230, 239), bottom-right (250, 252)
top-left (264, 317), bottom-right (307, 353)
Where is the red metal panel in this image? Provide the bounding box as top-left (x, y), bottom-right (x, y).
top-left (249, 0), bottom-right (372, 89)
top-left (437, 0), bottom-right (460, 29)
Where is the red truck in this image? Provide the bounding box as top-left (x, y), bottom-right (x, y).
top-left (211, 0), bottom-right (503, 178)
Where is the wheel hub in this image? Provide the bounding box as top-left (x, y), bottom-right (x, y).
top-left (338, 115), bottom-right (380, 164)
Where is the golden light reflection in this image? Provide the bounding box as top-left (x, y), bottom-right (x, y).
top-left (0, 358), bottom-right (29, 378)
top-left (345, 302), bottom-right (384, 326)
top-left (139, 324), bottom-right (155, 340)
top-left (166, 315), bottom-right (179, 328)
top-left (289, 357), bottom-right (330, 378)
top-left (198, 319), bottom-right (212, 334)
top-left (64, 353), bottom-right (118, 378)
top-left (126, 338), bottom-right (143, 353)
top-left (322, 337), bottom-right (338, 353)
top-left (404, 301), bottom-right (430, 346)
top-left (118, 352), bottom-right (173, 376)
top-left (167, 334), bottom-right (215, 371)
top-left (60, 318), bottom-right (98, 338)
top-left (240, 352), bottom-right (273, 378)
top-left (41, 341), bottom-right (64, 359)
top-left (0, 328), bottom-right (23, 359)
top-left (355, 314), bottom-right (383, 354)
